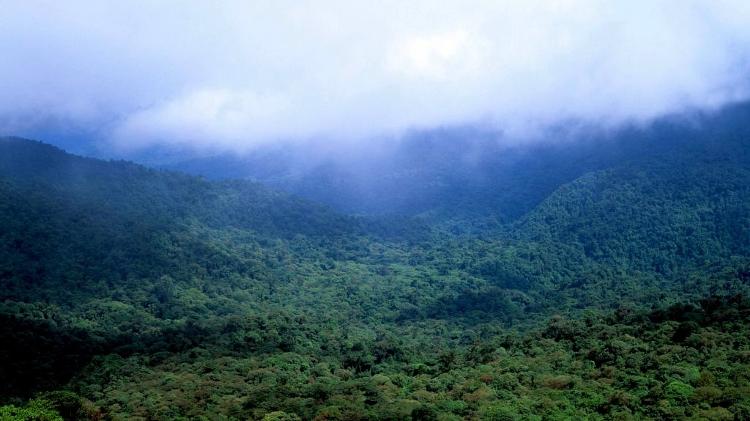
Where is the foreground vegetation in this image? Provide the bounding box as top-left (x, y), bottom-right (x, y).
top-left (3, 295), bottom-right (749, 420)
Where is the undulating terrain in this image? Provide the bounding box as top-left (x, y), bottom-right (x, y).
top-left (2, 104), bottom-right (750, 420)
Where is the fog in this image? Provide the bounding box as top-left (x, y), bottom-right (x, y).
top-left (1, 1), bottom-right (750, 154)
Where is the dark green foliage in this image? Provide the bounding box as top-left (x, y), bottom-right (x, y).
top-left (0, 312), bottom-right (103, 398)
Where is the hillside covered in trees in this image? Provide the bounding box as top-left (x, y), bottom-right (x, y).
top-left (2, 104), bottom-right (750, 420)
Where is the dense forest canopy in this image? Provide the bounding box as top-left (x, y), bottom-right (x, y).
top-left (1, 103), bottom-right (750, 420)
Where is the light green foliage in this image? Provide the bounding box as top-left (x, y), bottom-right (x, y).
top-left (665, 380), bottom-right (695, 403)
top-left (262, 411), bottom-right (301, 421)
top-left (0, 399), bottom-right (63, 421)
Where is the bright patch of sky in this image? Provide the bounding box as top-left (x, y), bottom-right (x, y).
top-left (1, 1), bottom-right (749, 153)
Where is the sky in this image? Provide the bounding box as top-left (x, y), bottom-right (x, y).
top-left (1, 0), bottom-right (750, 154)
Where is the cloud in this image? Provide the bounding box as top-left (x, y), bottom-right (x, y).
top-left (385, 30), bottom-right (487, 80)
top-left (1, 0), bottom-right (750, 153)
top-left (113, 89), bottom-right (292, 152)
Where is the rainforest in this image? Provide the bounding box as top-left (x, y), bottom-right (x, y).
top-left (2, 2), bottom-right (750, 420)
top-left (2, 102), bottom-right (750, 420)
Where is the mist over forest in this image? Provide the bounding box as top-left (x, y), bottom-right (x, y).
top-left (2, 2), bottom-right (750, 420)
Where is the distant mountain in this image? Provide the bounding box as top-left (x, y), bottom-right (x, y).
top-left (167, 102), bottom-right (750, 229)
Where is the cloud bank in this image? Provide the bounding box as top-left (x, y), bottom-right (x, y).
top-left (1, 0), bottom-right (750, 153)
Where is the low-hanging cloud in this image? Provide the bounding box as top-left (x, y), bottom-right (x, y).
top-left (1, 0), bottom-right (750, 153)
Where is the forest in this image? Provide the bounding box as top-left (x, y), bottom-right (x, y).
top-left (1, 104), bottom-right (750, 420)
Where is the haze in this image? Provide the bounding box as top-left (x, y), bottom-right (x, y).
top-left (1, 0), bottom-right (750, 154)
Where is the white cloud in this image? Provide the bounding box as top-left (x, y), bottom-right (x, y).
top-left (113, 89), bottom-right (291, 151)
top-left (0, 0), bottom-right (749, 152)
top-left (385, 30), bottom-right (486, 80)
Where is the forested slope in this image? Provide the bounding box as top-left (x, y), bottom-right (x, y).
top-left (1, 125), bottom-right (750, 420)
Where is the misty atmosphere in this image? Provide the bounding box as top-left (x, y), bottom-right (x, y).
top-left (2, 1), bottom-right (750, 420)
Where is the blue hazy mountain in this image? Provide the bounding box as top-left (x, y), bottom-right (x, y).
top-left (168, 103), bottom-right (750, 229)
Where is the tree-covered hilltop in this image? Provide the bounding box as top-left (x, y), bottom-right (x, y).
top-left (1, 118), bottom-right (750, 420)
